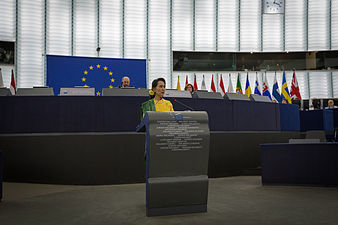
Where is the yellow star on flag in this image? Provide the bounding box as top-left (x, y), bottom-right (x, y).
top-left (84, 70), bottom-right (88, 75)
top-left (109, 85), bottom-right (113, 88)
top-left (110, 78), bottom-right (115, 82)
top-left (89, 66), bottom-right (93, 70)
top-left (104, 66), bottom-right (108, 70)
top-left (96, 91), bottom-right (101, 96)
top-left (109, 71), bottom-right (113, 76)
top-left (81, 77), bottom-right (86, 82)
top-left (96, 64), bottom-right (101, 68)
top-left (84, 84), bottom-right (89, 87)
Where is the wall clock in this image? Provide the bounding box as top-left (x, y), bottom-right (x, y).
top-left (263, 0), bottom-right (285, 14)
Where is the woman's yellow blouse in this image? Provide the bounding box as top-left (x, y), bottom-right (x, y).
top-left (153, 98), bottom-right (174, 112)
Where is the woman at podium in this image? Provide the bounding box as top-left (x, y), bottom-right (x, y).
top-left (141, 78), bottom-right (174, 118)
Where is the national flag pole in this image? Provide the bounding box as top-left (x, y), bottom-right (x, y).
top-left (290, 70), bottom-right (302, 100)
top-left (254, 72), bottom-right (261, 95)
top-left (193, 74), bottom-right (198, 90)
top-left (236, 73), bottom-right (243, 94)
top-left (244, 72), bottom-right (251, 97)
top-left (272, 71), bottom-right (282, 103)
top-left (201, 75), bottom-right (206, 90)
top-left (0, 68), bottom-right (4, 88)
top-left (10, 69), bottom-right (16, 95)
top-left (228, 73), bottom-right (234, 93)
top-left (176, 75), bottom-right (181, 90)
top-left (219, 74), bottom-right (225, 96)
top-left (262, 71), bottom-right (272, 100)
top-left (210, 75), bottom-right (216, 92)
top-left (281, 71), bottom-right (292, 103)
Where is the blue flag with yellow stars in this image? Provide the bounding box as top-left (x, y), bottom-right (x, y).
top-left (46, 55), bottom-right (146, 96)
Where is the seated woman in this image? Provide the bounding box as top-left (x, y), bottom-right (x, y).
top-left (184, 83), bottom-right (194, 96)
top-left (141, 78), bottom-right (174, 118)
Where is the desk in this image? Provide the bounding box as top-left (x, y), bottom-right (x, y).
top-left (0, 131), bottom-right (300, 185)
top-left (333, 108), bottom-right (338, 128)
top-left (300, 110), bottom-right (334, 132)
top-left (261, 143), bottom-right (338, 186)
top-left (0, 96), bottom-right (299, 133)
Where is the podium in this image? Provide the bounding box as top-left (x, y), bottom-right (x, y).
top-left (137, 111), bottom-right (210, 216)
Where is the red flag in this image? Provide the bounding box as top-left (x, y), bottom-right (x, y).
top-left (185, 75), bottom-right (188, 86)
top-left (290, 71), bottom-right (301, 100)
top-left (10, 69), bottom-right (16, 95)
top-left (193, 75), bottom-right (198, 90)
top-left (219, 74), bottom-right (225, 95)
top-left (211, 75), bottom-right (216, 92)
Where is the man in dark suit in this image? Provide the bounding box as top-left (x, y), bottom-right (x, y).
top-left (118, 76), bottom-right (132, 88)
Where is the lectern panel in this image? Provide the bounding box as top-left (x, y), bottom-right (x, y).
top-left (138, 111), bottom-right (210, 216)
top-left (148, 112), bottom-right (209, 177)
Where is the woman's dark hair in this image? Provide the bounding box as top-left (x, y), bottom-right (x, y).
top-left (150, 78), bottom-right (166, 98)
top-left (152, 78), bottom-right (166, 89)
top-left (184, 83), bottom-right (194, 92)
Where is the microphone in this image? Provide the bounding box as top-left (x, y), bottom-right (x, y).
top-left (173, 99), bottom-right (194, 111)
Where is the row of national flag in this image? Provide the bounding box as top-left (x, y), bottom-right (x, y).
top-left (176, 71), bottom-right (302, 103)
top-left (0, 68), bottom-right (16, 95)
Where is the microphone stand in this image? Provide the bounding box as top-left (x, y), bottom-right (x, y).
top-left (173, 99), bottom-right (194, 111)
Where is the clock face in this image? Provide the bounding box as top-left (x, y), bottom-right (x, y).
top-left (263, 0), bottom-right (284, 14)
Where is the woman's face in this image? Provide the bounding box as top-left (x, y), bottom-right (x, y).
top-left (186, 85), bottom-right (193, 93)
top-left (153, 80), bottom-right (166, 98)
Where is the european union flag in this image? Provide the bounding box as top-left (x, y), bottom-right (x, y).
top-left (46, 55), bottom-right (146, 95)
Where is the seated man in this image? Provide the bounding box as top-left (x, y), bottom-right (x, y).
top-left (325, 99), bottom-right (338, 109)
top-left (118, 76), bottom-right (133, 88)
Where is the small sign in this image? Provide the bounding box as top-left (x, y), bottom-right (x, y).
top-left (174, 114), bottom-right (183, 121)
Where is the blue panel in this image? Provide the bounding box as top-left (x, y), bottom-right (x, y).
top-left (323, 110), bottom-right (334, 131)
top-left (232, 101), bottom-right (255, 131)
top-left (0, 96), bottom-right (287, 133)
top-left (300, 110), bottom-right (334, 132)
top-left (280, 104), bottom-right (300, 131)
top-left (333, 109), bottom-right (338, 128)
top-left (252, 102), bottom-right (279, 131)
top-left (46, 55), bottom-right (146, 95)
top-left (192, 98), bottom-right (233, 131)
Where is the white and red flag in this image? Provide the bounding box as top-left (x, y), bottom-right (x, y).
top-left (10, 69), bottom-right (16, 95)
top-left (210, 75), bottom-right (216, 92)
top-left (219, 74), bottom-right (225, 96)
top-left (290, 70), bottom-right (301, 100)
